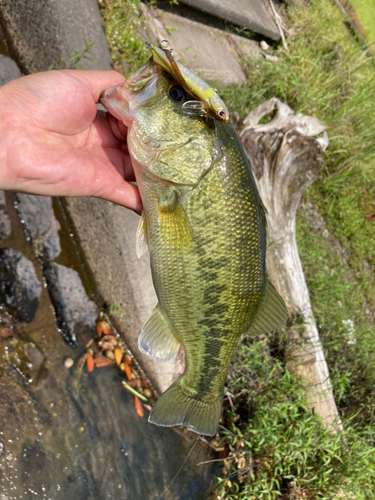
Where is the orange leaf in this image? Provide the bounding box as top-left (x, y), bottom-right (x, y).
top-left (124, 363), bottom-right (132, 381)
top-left (95, 355), bottom-right (114, 368)
top-left (141, 378), bottom-right (149, 389)
top-left (96, 319), bottom-right (114, 338)
top-left (134, 396), bottom-right (144, 418)
top-left (86, 353), bottom-right (94, 373)
top-left (124, 354), bottom-right (132, 366)
top-left (114, 347), bottom-right (122, 366)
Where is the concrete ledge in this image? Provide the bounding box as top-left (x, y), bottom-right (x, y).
top-left (0, 0), bottom-right (112, 73)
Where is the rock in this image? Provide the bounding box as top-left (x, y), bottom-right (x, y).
top-left (0, 191), bottom-right (11, 243)
top-left (260, 40), bottom-right (270, 51)
top-left (15, 193), bottom-right (61, 261)
top-left (5, 335), bottom-right (46, 385)
top-left (0, 53), bottom-right (22, 86)
top-left (177, 0), bottom-right (280, 41)
top-left (0, 247), bottom-right (42, 322)
top-left (43, 262), bottom-right (97, 347)
top-left (0, 0), bottom-right (112, 73)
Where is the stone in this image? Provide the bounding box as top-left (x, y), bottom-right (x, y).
top-left (5, 335), bottom-right (46, 385)
top-left (0, 247), bottom-right (42, 322)
top-left (260, 40), bottom-right (270, 51)
top-left (0, 53), bottom-right (22, 86)
top-left (15, 194), bottom-right (61, 261)
top-left (0, 0), bottom-right (112, 73)
top-left (43, 262), bottom-right (97, 347)
top-left (0, 191), bottom-right (11, 243)
top-left (177, 0), bottom-right (280, 41)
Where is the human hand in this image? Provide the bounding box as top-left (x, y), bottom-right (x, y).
top-left (0, 70), bottom-right (141, 213)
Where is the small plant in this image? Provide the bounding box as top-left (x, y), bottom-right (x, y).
top-left (109, 302), bottom-right (124, 315)
top-left (61, 39), bottom-right (96, 69)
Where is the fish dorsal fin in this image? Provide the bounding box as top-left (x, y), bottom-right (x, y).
top-left (249, 279), bottom-right (288, 336)
top-left (139, 304), bottom-right (181, 362)
top-left (136, 210), bottom-right (149, 258)
top-left (157, 190), bottom-right (194, 252)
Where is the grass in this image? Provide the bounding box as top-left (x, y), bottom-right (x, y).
top-left (97, 0), bottom-right (149, 75)
top-left (99, 0), bottom-right (375, 497)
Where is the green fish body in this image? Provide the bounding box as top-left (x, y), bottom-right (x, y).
top-left (100, 58), bottom-right (287, 436)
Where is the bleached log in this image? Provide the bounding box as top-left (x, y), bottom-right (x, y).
top-left (240, 98), bottom-right (341, 429)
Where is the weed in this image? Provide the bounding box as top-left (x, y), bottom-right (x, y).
top-left (98, 0), bottom-right (149, 75)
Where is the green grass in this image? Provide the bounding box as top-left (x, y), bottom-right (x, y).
top-left (99, 0), bottom-right (375, 497)
top-left (350, 0), bottom-right (375, 47)
top-left (97, 0), bottom-right (149, 75)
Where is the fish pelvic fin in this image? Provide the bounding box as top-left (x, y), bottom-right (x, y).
top-left (149, 379), bottom-right (223, 436)
top-left (249, 279), bottom-right (288, 336)
top-left (139, 304), bottom-right (181, 362)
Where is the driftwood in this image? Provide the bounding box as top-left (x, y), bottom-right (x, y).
top-left (240, 98), bottom-right (341, 429)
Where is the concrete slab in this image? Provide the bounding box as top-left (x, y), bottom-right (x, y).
top-left (63, 197), bottom-right (184, 394)
top-left (0, 0), bottom-right (112, 73)
top-left (0, 54), bottom-right (22, 86)
top-left (178, 0), bottom-right (280, 40)
top-left (142, 7), bottom-right (260, 85)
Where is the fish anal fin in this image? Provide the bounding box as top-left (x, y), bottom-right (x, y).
top-left (249, 279), bottom-right (288, 336)
top-left (136, 210), bottom-right (149, 258)
top-left (139, 304), bottom-right (180, 362)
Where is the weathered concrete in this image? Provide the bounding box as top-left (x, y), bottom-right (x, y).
top-left (63, 197), bottom-right (184, 394)
top-left (177, 0), bottom-right (280, 40)
top-left (0, 0), bottom-right (112, 73)
top-left (15, 193), bottom-right (61, 261)
top-left (0, 53), bottom-right (22, 86)
top-left (141, 4), bottom-right (260, 85)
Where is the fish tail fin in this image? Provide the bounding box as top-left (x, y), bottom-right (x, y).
top-left (149, 379), bottom-right (222, 437)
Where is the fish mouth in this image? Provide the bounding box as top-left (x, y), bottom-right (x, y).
top-left (100, 83), bottom-right (131, 125)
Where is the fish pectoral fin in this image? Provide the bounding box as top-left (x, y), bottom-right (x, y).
top-left (139, 304), bottom-right (181, 362)
top-left (136, 210), bottom-right (149, 258)
top-left (158, 191), bottom-right (194, 251)
top-left (249, 279), bottom-right (288, 335)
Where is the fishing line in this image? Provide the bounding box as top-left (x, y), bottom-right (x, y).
top-left (156, 435), bottom-right (200, 500)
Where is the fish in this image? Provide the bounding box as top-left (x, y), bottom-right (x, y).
top-left (100, 54), bottom-right (287, 436)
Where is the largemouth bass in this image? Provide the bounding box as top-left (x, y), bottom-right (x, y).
top-left (100, 55), bottom-right (287, 436)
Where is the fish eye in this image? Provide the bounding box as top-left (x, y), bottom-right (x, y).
top-left (169, 85), bottom-right (186, 102)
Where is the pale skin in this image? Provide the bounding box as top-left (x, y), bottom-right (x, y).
top-left (0, 69), bottom-right (142, 213)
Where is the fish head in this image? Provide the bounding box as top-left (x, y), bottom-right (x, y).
top-left (100, 57), bottom-right (220, 185)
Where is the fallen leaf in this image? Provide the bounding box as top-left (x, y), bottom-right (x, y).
top-left (134, 396), bottom-right (144, 418)
top-left (95, 355), bottom-right (114, 368)
top-left (87, 353), bottom-right (94, 373)
top-left (114, 347), bottom-right (122, 366)
top-left (124, 363), bottom-right (132, 381)
top-left (96, 319), bottom-right (114, 337)
top-left (124, 354), bottom-right (132, 366)
top-left (143, 388), bottom-right (152, 398)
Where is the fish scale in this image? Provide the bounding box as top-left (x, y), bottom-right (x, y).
top-left (100, 57), bottom-right (287, 436)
